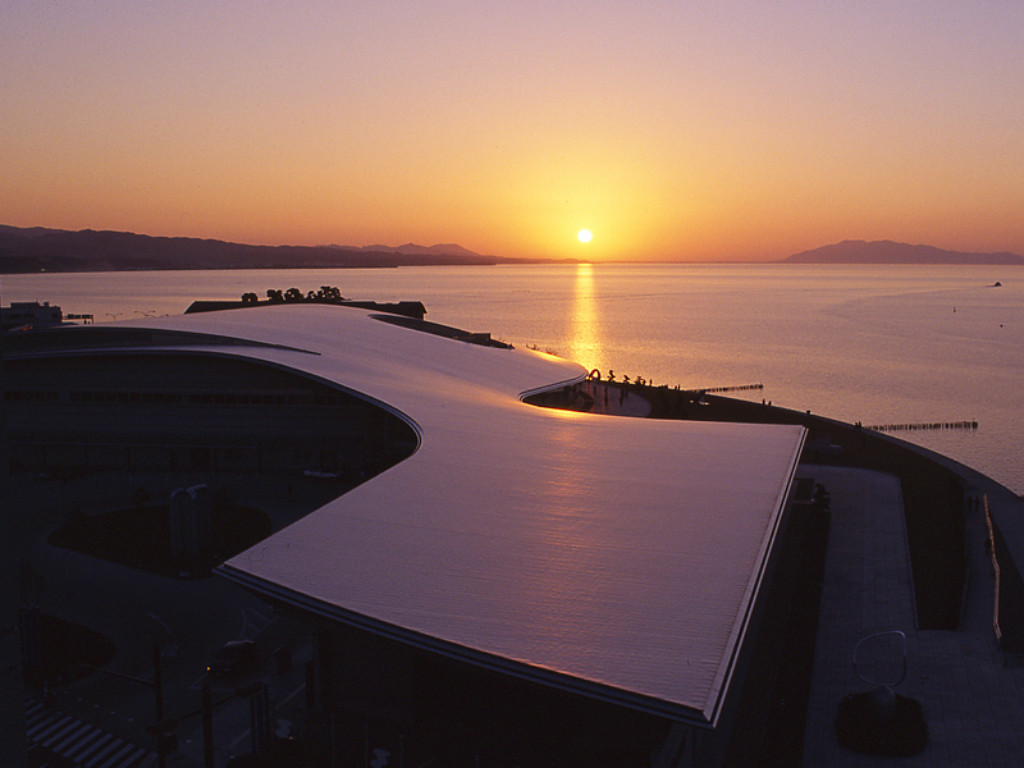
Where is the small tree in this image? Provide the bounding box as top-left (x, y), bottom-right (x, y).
top-left (241, 292), bottom-right (259, 304)
top-left (317, 285), bottom-right (342, 301)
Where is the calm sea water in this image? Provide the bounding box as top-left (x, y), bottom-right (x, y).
top-left (4, 263), bottom-right (1022, 493)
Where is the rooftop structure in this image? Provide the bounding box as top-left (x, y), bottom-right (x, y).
top-left (4, 304), bottom-right (807, 761)
top-left (1, 300), bottom-right (63, 331)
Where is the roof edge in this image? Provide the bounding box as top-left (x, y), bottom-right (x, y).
top-left (217, 565), bottom-right (713, 728)
top-left (704, 424), bottom-right (808, 726)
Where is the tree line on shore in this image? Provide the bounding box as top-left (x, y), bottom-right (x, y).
top-left (241, 286), bottom-right (345, 304)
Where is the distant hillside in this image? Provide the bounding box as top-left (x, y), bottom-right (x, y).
top-left (0, 225), bottom-right (505, 273)
top-left (785, 240), bottom-right (1024, 265)
top-left (329, 242), bottom-right (485, 259)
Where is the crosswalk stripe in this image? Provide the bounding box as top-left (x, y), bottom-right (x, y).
top-left (92, 742), bottom-right (143, 768)
top-left (65, 729), bottom-right (108, 760)
top-left (83, 741), bottom-right (136, 768)
top-left (34, 716), bottom-right (79, 745)
top-left (24, 701), bottom-right (50, 727)
top-left (43, 720), bottom-right (91, 749)
top-left (24, 698), bottom-right (156, 768)
top-left (51, 722), bottom-right (97, 752)
top-left (83, 738), bottom-right (130, 767)
top-left (72, 732), bottom-right (116, 763)
top-left (30, 713), bottom-right (76, 742)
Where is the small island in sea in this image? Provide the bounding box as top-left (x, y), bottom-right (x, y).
top-left (784, 239), bottom-right (1024, 265)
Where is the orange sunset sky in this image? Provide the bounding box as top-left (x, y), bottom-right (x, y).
top-left (3, 2), bottom-right (1022, 262)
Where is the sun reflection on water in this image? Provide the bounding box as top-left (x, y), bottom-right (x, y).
top-left (566, 263), bottom-right (604, 373)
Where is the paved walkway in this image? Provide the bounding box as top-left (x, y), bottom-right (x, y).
top-left (800, 465), bottom-right (1024, 767)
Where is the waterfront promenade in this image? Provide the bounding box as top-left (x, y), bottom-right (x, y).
top-left (800, 465), bottom-right (1024, 767)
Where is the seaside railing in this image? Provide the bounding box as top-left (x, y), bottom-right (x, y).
top-left (984, 494), bottom-right (1003, 645)
top-left (865, 420), bottom-right (978, 433)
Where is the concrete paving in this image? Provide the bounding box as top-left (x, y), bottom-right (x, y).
top-left (800, 465), bottom-right (1024, 767)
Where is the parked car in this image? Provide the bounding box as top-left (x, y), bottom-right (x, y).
top-left (207, 639), bottom-right (259, 677)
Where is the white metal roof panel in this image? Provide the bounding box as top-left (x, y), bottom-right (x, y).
top-left (116, 305), bottom-right (805, 724)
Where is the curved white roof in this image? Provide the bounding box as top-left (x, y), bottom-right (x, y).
top-left (116, 304), bottom-right (805, 725)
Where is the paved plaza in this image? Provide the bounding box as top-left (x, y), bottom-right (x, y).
top-left (801, 465), bottom-right (1024, 767)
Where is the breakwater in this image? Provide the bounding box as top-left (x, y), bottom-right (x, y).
top-left (689, 383), bottom-right (765, 394)
top-left (866, 420), bottom-right (978, 433)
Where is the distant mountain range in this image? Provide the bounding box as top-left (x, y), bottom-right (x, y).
top-left (329, 242), bottom-right (486, 259)
top-left (784, 240), bottom-right (1024, 265)
top-left (3, 226), bottom-right (1021, 272)
top-left (0, 225), bottom-right (511, 273)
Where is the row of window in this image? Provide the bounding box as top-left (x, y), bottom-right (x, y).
top-left (8, 441), bottom-right (389, 476)
top-left (4, 391), bottom-right (59, 402)
top-left (4, 389), bottom-right (358, 407)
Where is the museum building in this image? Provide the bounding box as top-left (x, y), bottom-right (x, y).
top-left (4, 304), bottom-right (807, 766)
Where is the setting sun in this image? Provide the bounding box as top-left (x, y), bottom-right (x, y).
top-left (3, 4), bottom-right (1023, 262)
